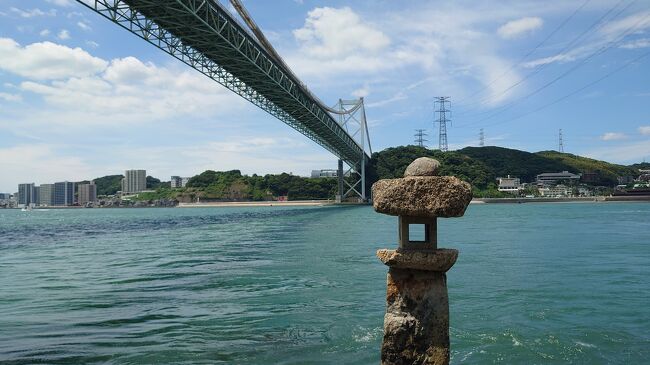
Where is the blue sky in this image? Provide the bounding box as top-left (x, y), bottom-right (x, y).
top-left (1, 0), bottom-right (649, 191)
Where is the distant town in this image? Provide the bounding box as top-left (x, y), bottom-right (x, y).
top-left (3, 166), bottom-right (649, 209)
top-left (3, 146), bottom-right (650, 209)
top-left (496, 169), bottom-right (650, 198)
top-left (1, 169), bottom-right (181, 209)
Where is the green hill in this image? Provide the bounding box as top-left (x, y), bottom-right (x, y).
top-left (369, 145), bottom-right (644, 191)
top-left (81, 146), bottom-right (644, 201)
top-left (536, 151), bottom-right (638, 186)
top-left (457, 146), bottom-right (575, 182)
top-left (86, 175), bottom-right (123, 196)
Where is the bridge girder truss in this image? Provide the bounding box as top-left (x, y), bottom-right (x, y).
top-left (77, 0), bottom-right (369, 172)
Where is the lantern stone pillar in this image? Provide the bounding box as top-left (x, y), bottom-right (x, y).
top-left (372, 157), bottom-right (472, 365)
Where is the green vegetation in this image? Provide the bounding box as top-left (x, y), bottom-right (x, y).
top-left (535, 151), bottom-right (637, 186)
top-left (367, 145), bottom-right (494, 190)
top-left (146, 176), bottom-right (170, 190)
top-left (368, 145), bottom-right (646, 198)
top-left (629, 162), bottom-right (650, 170)
top-left (89, 145), bottom-right (647, 201)
top-left (458, 146), bottom-right (574, 182)
top-left (90, 175), bottom-right (123, 196)
top-left (134, 170), bottom-right (338, 202)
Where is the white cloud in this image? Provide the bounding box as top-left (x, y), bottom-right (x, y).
top-left (351, 85), bottom-right (369, 98)
top-left (584, 139), bottom-right (650, 163)
top-left (639, 126), bottom-right (650, 135)
top-left (497, 17), bottom-right (543, 39)
top-left (18, 56), bottom-right (244, 125)
top-left (620, 38), bottom-right (650, 49)
top-left (39, 29), bottom-right (51, 37)
top-left (57, 29), bottom-right (70, 40)
top-left (293, 7), bottom-right (390, 59)
top-left (367, 92), bottom-right (407, 108)
top-left (528, 10), bottom-right (650, 68)
top-left (0, 144), bottom-right (95, 189)
top-left (0, 138), bottom-right (333, 191)
top-left (10, 7), bottom-right (56, 18)
top-left (0, 38), bottom-right (107, 80)
top-left (523, 53), bottom-right (574, 68)
top-left (0, 92), bottom-right (22, 102)
top-left (86, 40), bottom-right (99, 48)
top-left (77, 21), bottom-right (91, 31)
top-left (46, 0), bottom-right (73, 7)
top-left (600, 11), bottom-right (650, 38)
top-left (600, 132), bottom-right (626, 141)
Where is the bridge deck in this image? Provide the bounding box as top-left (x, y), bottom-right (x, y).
top-left (86, 0), bottom-right (368, 168)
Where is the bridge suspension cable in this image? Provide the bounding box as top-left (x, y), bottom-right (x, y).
top-left (76, 0), bottom-right (372, 201)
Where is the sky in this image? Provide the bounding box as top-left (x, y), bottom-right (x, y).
top-left (1, 0), bottom-right (649, 192)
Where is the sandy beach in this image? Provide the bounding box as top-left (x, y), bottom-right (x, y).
top-left (177, 200), bottom-right (336, 208)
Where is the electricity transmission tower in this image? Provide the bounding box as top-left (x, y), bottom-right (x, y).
top-left (434, 97), bottom-right (451, 152)
top-left (479, 128), bottom-right (485, 147)
top-left (414, 129), bottom-right (428, 147)
top-left (558, 128), bottom-right (564, 153)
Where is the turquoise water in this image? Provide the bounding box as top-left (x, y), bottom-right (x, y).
top-left (1, 203), bottom-right (649, 364)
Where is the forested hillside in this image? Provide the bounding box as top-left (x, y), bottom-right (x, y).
top-left (84, 146), bottom-right (645, 201)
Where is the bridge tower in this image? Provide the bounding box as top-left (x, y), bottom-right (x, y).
top-left (334, 98), bottom-right (371, 203)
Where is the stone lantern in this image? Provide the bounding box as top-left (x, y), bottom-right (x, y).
top-left (372, 157), bottom-right (472, 365)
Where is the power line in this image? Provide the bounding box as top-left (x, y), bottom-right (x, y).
top-left (455, 0), bottom-right (632, 117)
top-left (455, 0), bottom-right (593, 108)
top-left (414, 129), bottom-right (428, 147)
top-left (458, 9), bottom-right (650, 128)
top-left (434, 97), bottom-right (451, 152)
top-left (474, 47), bottom-right (650, 129)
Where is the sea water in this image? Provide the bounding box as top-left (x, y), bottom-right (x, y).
top-left (1, 203), bottom-right (648, 364)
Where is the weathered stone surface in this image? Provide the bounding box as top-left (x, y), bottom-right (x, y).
top-left (377, 248), bottom-right (458, 272)
top-left (404, 157), bottom-right (440, 177)
top-left (381, 267), bottom-right (450, 365)
top-left (372, 176), bottom-right (472, 218)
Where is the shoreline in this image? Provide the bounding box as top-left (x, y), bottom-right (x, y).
top-left (177, 200), bottom-right (336, 208)
top-left (472, 196), bottom-right (650, 204)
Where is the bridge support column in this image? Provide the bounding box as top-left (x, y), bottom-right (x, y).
top-left (337, 159), bottom-right (344, 203)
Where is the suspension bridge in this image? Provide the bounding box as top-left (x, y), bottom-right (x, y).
top-left (76, 0), bottom-right (372, 201)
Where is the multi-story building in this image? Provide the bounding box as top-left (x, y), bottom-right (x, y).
top-left (539, 184), bottom-right (571, 197)
top-left (18, 183), bottom-right (35, 206)
top-left (638, 169), bottom-right (650, 182)
top-left (78, 182), bottom-right (97, 204)
top-left (0, 193), bottom-right (12, 207)
top-left (122, 169), bottom-right (146, 193)
top-left (310, 169), bottom-right (351, 178)
top-left (496, 175), bottom-right (522, 193)
top-left (40, 184), bottom-right (55, 206)
top-left (536, 171), bottom-right (581, 186)
top-left (171, 176), bottom-right (191, 188)
top-left (33, 186), bottom-right (40, 206)
top-left (54, 181), bottom-right (75, 206)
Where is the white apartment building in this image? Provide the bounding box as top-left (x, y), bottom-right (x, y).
top-left (122, 170), bottom-right (146, 193)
